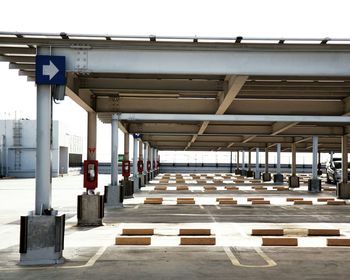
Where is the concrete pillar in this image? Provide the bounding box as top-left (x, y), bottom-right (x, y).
top-left (235, 150), bottom-right (241, 174)
top-left (35, 84), bottom-right (52, 215)
top-left (274, 143), bottom-right (284, 184)
top-left (308, 136), bottom-right (321, 192)
top-left (107, 115), bottom-right (122, 207)
top-left (133, 136), bottom-right (139, 192)
top-left (337, 135), bottom-right (350, 198)
top-left (87, 112), bottom-right (97, 160)
top-left (263, 147), bottom-right (271, 182)
top-left (247, 149), bottom-right (254, 178)
top-left (289, 141), bottom-right (299, 188)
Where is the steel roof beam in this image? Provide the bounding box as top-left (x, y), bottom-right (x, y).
top-left (117, 113), bottom-right (350, 124)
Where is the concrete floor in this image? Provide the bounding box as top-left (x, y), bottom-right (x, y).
top-left (1, 174), bottom-right (350, 280)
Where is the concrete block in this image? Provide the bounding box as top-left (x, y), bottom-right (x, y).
top-left (289, 175), bottom-right (300, 188)
top-left (234, 169), bottom-right (242, 175)
top-left (262, 173), bottom-right (272, 182)
top-left (323, 187), bottom-right (336, 192)
top-left (225, 186), bottom-right (239, 190)
top-left (327, 239), bottom-right (350, 246)
top-left (154, 186), bottom-right (167, 191)
top-left (247, 197), bottom-right (265, 201)
top-left (317, 197), bottom-right (335, 202)
top-left (121, 179), bottom-right (134, 198)
top-left (19, 214), bottom-right (65, 265)
top-left (180, 237), bottom-right (216, 245)
top-left (253, 186), bottom-right (267, 190)
top-left (216, 197), bottom-right (233, 201)
top-left (144, 198), bottom-right (163, 204)
top-left (327, 200), bottom-right (346, 205)
top-left (177, 197), bottom-right (194, 201)
top-left (286, 198), bottom-right (304, 202)
top-left (77, 194), bottom-right (104, 226)
top-left (179, 229), bottom-right (211, 236)
top-left (219, 200), bottom-right (237, 205)
top-left (252, 200), bottom-right (270, 205)
top-left (294, 200), bottom-right (313, 205)
top-left (273, 173), bottom-right (284, 183)
top-left (204, 186), bottom-right (217, 191)
top-left (122, 229), bottom-right (154, 235)
top-left (252, 229), bottom-right (284, 236)
top-left (262, 238), bottom-right (298, 246)
top-left (308, 178), bottom-right (321, 193)
top-left (308, 229), bottom-right (340, 236)
top-left (159, 179), bottom-right (168, 184)
top-left (234, 180), bottom-right (245, 184)
top-left (276, 187), bottom-right (289, 191)
top-left (246, 170), bottom-right (255, 178)
top-left (177, 200), bottom-right (195, 205)
top-left (115, 237), bottom-right (151, 245)
top-left (176, 186), bottom-right (189, 191)
top-left (336, 182), bottom-right (350, 199)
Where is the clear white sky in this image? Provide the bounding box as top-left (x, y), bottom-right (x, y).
top-left (0, 0), bottom-right (349, 162)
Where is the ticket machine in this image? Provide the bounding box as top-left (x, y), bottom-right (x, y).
top-left (83, 160), bottom-right (98, 191)
top-left (122, 160), bottom-right (131, 178)
top-left (137, 160), bottom-right (144, 174)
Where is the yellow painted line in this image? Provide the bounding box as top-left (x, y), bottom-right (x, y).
top-left (224, 247), bottom-right (277, 268)
top-left (134, 205), bottom-right (140, 209)
top-left (199, 204), bottom-right (204, 209)
top-left (0, 246), bottom-right (108, 271)
top-left (215, 205), bottom-right (221, 210)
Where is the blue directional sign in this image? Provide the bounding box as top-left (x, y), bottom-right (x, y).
top-left (133, 133), bottom-right (143, 139)
top-left (35, 55), bottom-right (66, 85)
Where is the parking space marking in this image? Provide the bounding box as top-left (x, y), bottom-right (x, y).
top-left (0, 246), bottom-right (108, 271)
top-left (224, 247), bottom-right (277, 268)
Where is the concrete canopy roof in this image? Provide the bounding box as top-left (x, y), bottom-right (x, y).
top-left (1, 31), bottom-right (350, 152)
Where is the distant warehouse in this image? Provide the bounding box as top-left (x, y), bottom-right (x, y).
top-left (0, 119), bottom-right (83, 178)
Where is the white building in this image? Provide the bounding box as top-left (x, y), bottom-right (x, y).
top-left (0, 119), bottom-right (83, 178)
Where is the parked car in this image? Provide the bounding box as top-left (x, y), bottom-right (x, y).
top-left (326, 158), bottom-right (350, 184)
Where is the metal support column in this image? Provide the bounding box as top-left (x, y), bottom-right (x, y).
top-left (144, 142), bottom-right (148, 182)
top-left (108, 115), bottom-right (121, 207)
top-left (87, 112), bottom-right (97, 160)
top-left (241, 151), bottom-right (246, 176)
top-left (336, 135), bottom-right (350, 198)
top-left (289, 141), bottom-right (299, 188)
top-left (254, 148), bottom-right (260, 179)
top-left (124, 133), bottom-right (129, 161)
top-left (308, 136), bottom-right (321, 192)
top-left (247, 149), bottom-right (254, 178)
top-left (235, 150), bottom-right (241, 175)
top-left (150, 146), bottom-right (154, 179)
top-left (341, 136), bottom-right (348, 184)
top-left (35, 84), bottom-right (52, 215)
top-left (133, 137), bottom-right (139, 192)
top-left (263, 146), bottom-right (271, 181)
top-left (274, 143), bottom-right (283, 184)
top-left (20, 47), bottom-right (65, 265)
top-left (277, 143), bottom-right (281, 174)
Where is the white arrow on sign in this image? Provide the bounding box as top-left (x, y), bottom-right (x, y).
top-left (43, 61), bottom-right (59, 80)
